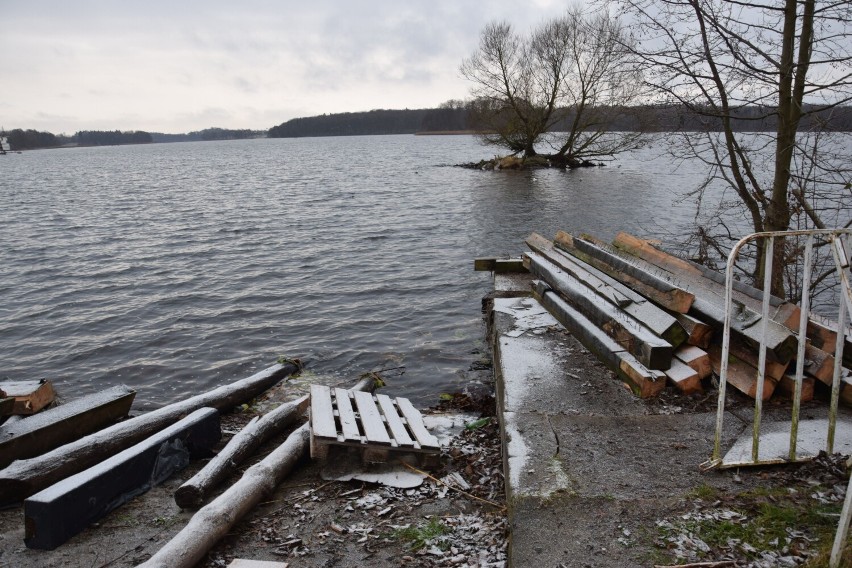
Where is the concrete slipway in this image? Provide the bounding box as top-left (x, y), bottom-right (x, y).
top-left (488, 274), bottom-right (764, 567)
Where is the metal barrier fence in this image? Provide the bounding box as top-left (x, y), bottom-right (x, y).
top-left (703, 229), bottom-right (852, 566)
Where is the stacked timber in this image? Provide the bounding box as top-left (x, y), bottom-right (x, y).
top-left (515, 231), bottom-right (852, 403)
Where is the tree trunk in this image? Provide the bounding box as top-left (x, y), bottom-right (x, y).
top-left (0, 362), bottom-right (300, 506)
top-left (174, 375), bottom-right (377, 508)
top-left (137, 423), bottom-right (311, 568)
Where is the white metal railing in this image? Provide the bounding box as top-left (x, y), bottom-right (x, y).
top-left (701, 229), bottom-right (852, 567)
top-left (708, 229), bottom-right (852, 467)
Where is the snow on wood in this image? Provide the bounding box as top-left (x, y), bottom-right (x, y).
top-left (0, 380), bottom-right (56, 415)
top-left (0, 385), bottom-right (135, 470)
top-left (0, 361), bottom-right (300, 506)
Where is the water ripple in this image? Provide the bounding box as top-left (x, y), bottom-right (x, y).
top-left (1, 136), bottom-right (708, 409)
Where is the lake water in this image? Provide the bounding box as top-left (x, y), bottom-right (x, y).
top-left (1, 135), bottom-right (707, 410)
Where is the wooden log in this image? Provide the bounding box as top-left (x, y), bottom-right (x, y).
top-left (0, 380), bottom-right (56, 415)
top-left (0, 385), bottom-right (136, 470)
top-left (674, 345), bottom-right (713, 380)
top-left (525, 233), bottom-right (687, 346)
top-left (707, 345), bottom-right (777, 400)
top-left (526, 251), bottom-right (673, 369)
top-left (175, 375), bottom-right (377, 509)
top-left (137, 423), bottom-right (311, 568)
top-left (554, 231), bottom-right (695, 313)
top-left (776, 374), bottom-right (815, 402)
top-left (664, 360), bottom-right (703, 395)
top-left (673, 312), bottom-right (714, 348)
top-left (533, 281), bottom-right (665, 398)
top-left (0, 361), bottom-right (300, 507)
top-left (24, 408), bottom-right (220, 550)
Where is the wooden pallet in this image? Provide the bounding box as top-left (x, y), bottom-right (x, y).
top-left (309, 384), bottom-right (440, 465)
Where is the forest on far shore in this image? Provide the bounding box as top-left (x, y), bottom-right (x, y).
top-left (0, 127), bottom-right (264, 151)
top-left (5, 103), bottom-right (852, 151)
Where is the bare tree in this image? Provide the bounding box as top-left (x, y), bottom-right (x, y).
top-left (609, 0), bottom-right (852, 296)
top-left (460, 20), bottom-right (569, 157)
top-left (460, 7), bottom-right (644, 164)
top-left (545, 6), bottom-right (646, 164)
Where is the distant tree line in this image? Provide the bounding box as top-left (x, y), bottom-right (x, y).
top-left (75, 130), bottom-right (153, 146)
top-left (150, 128), bottom-right (264, 143)
top-left (1, 129), bottom-right (61, 150)
top-left (268, 103), bottom-right (852, 139)
top-left (268, 109), bottom-right (436, 138)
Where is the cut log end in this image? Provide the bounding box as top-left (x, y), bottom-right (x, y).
top-left (174, 485), bottom-right (204, 510)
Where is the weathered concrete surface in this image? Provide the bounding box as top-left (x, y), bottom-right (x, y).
top-left (491, 296), bottom-right (750, 567)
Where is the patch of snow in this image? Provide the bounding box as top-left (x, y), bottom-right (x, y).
top-left (502, 411), bottom-right (529, 492)
top-left (321, 454), bottom-right (425, 489)
top-left (423, 412), bottom-right (480, 446)
top-left (493, 297), bottom-right (560, 338)
top-left (498, 334), bottom-right (561, 411)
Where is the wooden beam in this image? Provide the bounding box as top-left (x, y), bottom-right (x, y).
top-left (525, 233), bottom-right (686, 346)
top-left (0, 380), bottom-right (56, 415)
top-left (707, 345), bottom-right (777, 400)
top-left (727, 340), bottom-right (789, 382)
top-left (674, 345), bottom-right (713, 380)
top-left (673, 312), bottom-right (714, 348)
top-left (0, 398), bottom-right (14, 417)
top-left (533, 281), bottom-right (665, 398)
top-left (0, 385), bottom-right (136, 470)
top-left (611, 232), bottom-right (703, 277)
top-left (803, 343), bottom-right (840, 386)
top-left (776, 374), bottom-right (815, 402)
top-left (613, 232), bottom-right (802, 325)
top-left (664, 360), bottom-right (703, 395)
top-left (559, 232), bottom-right (799, 363)
top-left (803, 313), bottom-right (852, 367)
top-left (474, 257), bottom-right (527, 273)
top-left (24, 407), bottom-right (221, 550)
top-left (554, 231), bottom-right (695, 313)
top-left (0, 362), bottom-right (300, 507)
top-left (526, 251), bottom-right (673, 370)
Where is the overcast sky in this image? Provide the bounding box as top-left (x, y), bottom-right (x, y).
top-left (1, 0), bottom-right (570, 134)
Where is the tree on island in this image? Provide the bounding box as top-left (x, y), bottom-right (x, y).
top-left (610, 0), bottom-right (852, 298)
top-left (460, 6), bottom-right (645, 168)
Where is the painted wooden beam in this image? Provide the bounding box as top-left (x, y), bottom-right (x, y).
top-left (24, 407), bottom-right (220, 550)
top-left (0, 362), bottom-right (299, 506)
top-left (0, 385), bottom-right (136, 469)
